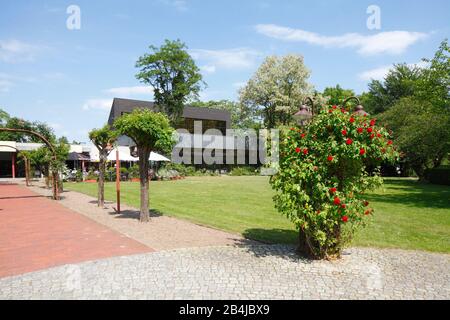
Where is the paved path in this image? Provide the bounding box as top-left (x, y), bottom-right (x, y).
top-left (1, 245), bottom-right (449, 300)
top-left (28, 183), bottom-right (250, 250)
top-left (0, 183), bottom-right (151, 278)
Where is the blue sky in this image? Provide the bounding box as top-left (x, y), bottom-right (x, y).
top-left (1, 0), bottom-right (449, 142)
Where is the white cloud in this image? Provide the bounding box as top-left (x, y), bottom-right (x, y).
top-left (190, 48), bottom-right (260, 72)
top-left (0, 73), bottom-right (36, 93)
top-left (358, 61), bottom-right (429, 81)
top-left (255, 24), bottom-right (428, 55)
top-left (104, 86), bottom-right (153, 96)
top-left (82, 99), bottom-right (113, 111)
top-left (0, 39), bottom-right (42, 63)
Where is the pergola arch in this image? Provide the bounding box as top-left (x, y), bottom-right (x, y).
top-left (0, 128), bottom-right (59, 200)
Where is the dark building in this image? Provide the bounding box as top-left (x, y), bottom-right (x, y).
top-left (107, 98), bottom-right (231, 135)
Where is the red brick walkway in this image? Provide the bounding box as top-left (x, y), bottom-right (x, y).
top-left (0, 183), bottom-right (152, 278)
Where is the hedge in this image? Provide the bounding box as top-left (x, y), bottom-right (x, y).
top-left (425, 166), bottom-right (450, 185)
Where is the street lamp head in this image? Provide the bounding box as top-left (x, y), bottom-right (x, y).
top-left (353, 104), bottom-right (369, 117)
top-left (293, 104), bottom-right (313, 125)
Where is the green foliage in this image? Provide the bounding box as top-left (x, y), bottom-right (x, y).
top-left (229, 166), bottom-right (259, 176)
top-left (88, 125), bottom-right (118, 153)
top-left (322, 85), bottom-right (356, 106)
top-left (0, 108), bottom-right (10, 126)
top-left (0, 116), bottom-right (55, 143)
top-left (380, 97), bottom-right (450, 179)
top-left (271, 106), bottom-right (398, 259)
top-left (128, 164), bottom-right (140, 179)
top-left (239, 54), bottom-right (313, 128)
top-left (135, 39), bottom-right (204, 123)
top-left (114, 109), bottom-right (175, 153)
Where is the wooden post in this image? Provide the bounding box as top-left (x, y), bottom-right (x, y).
top-left (116, 148), bottom-right (120, 213)
top-left (12, 153), bottom-right (16, 179)
top-left (81, 160), bottom-right (86, 181)
top-left (24, 157), bottom-right (30, 186)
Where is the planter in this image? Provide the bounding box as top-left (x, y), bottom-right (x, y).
top-left (85, 179), bottom-right (97, 183)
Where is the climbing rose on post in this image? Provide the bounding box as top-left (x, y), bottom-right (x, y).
top-left (270, 105), bottom-right (398, 259)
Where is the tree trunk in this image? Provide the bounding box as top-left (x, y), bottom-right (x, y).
top-left (138, 146), bottom-right (151, 222)
top-left (98, 153), bottom-right (106, 207)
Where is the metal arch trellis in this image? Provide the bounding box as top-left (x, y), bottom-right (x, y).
top-left (0, 128), bottom-right (60, 200)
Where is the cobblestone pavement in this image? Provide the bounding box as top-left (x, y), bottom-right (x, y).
top-left (1, 245), bottom-right (449, 300)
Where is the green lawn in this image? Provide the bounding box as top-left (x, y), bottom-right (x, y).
top-left (66, 176), bottom-right (450, 253)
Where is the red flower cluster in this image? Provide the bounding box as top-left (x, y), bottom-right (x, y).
top-left (346, 138), bottom-right (353, 145)
top-left (295, 147), bottom-right (301, 153)
top-left (370, 119), bottom-right (376, 126)
top-left (359, 148), bottom-right (366, 155)
top-left (303, 148), bottom-right (308, 155)
top-left (342, 216), bottom-right (348, 222)
top-left (341, 204), bottom-right (346, 209)
top-left (329, 187), bottom-right (337, 194)
top-left (357, 128), bottom-right (363, 133)
top-left (341, 129), bottom-right (347, 136)
top-left (333, 197), bottom-right (341, 205)
top-left (349, 117), bottom-right (355, 123)
top-left (387, 140), bottom-right (393, 145)
top-left (327, 155), bottom-right (334, 162)
top-left (367, 127), bottom-right (373, 133)
top-left (300, 133), bottom-right (306, 138)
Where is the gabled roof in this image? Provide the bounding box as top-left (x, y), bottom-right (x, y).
top-left (107, 98), bottom-right (231, 128)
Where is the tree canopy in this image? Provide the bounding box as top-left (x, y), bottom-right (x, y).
top-left (136, 39), bottom-right (204, 124)
top-left (239, 54), bottom-right (313, 129)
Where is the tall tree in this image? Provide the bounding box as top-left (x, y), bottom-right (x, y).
top-left (0, 108), bottom-right (9, 126)
top-left (322, 85), bottom-right (356, 106)
top-left (135, 39), bottom-right (204, 124)
top-left (89, 125), bottom-right (119, 208)
top-left (115, 109), bottom-right (174, 222)
top-left (380, 97), bottom-right (450, 180)
top-left (361, 64), bottom-right (423, 114)
top-left (239, 54), bottom-right (312, 128)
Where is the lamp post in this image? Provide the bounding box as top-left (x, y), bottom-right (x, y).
top-left (293, 97), bottom-right (314, 125)
top-left (341, 96), bottom-right (369, 116)
top-left (293, 96), bottom-right (369, 125)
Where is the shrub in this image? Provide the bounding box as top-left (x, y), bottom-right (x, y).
top-left (229, 166), bottom-right (259, 176)
top-left (128, 164), bottom-right (140, 179)
top-left (270, 106), bottom-right (398, 259)
top-left (425, 165), bottom-right (450, 185)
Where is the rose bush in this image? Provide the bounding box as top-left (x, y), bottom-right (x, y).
top-left (270, 105), bottom-right (398, 259)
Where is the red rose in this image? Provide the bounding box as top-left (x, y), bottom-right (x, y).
top-left (357, 128), bottom-right (363, 133)
top-left (370, 133), bottom-right (375, 139)
top-left (364, 210), bottom-right (370, 216)
top-left (303, 148), bottom-right (308, 155)
top-left (341, 204), bottom-right (346, 209)
top-left (341, 129), bottom-right (347, 136)
top-left (364, 200), bottom-right (369, 207)
top-left (327, 155), bottom-right (334, 162)
top-left (329, 187), bottom-right (337, 194)
top-left (377, 133), bottom-right (382, 138)
top-left (349, 117), bottom-right (355, 123)
top-left (346, 138), bottom-right (353, 145)
top-left (332, 105), bottom-right (337, 109)
top-left (359, 148), bottom-right (366, 155)
top-left (328, 109), bottom-right (333, 113)
top-left (370, 119), bottom-right (376, 126)
top-left (342, 215), bottom-right (348, 222)
top-left (387, 140), bottom-right (393, 145)
top-left (317, 210), bottom-right (321, 214)
top-left (333, 197), bottom-right (341, 205)
top-left (367, 127), bottom-right (373, 133)
top-left (295, 147), bottom-right (301, 153)
top-left (301, 133), bottom-right (306, 138)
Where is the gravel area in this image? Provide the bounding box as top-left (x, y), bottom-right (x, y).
top-left (1, 245), bottom-right (449, 300)
top-left (27, 182), bottom-right (252, 251)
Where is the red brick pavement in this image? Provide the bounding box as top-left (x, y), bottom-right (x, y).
top-left (0, 183), bottom-right (152, 278)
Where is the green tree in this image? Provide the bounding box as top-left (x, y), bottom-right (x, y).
top-left (362, 64), bottom-right (423, 114)
top-left (380, 97), bottom-right (450, 180)
top-left (0, 108), bottom-right (10, 126)
top-left (190, 100), bottom-right (258, 129)
top-left (89, 125), bottom-right (119, 208)
top-left (322, 85), bottom-right (355, 106)
top-left (114, 109), bottom-right (175, 222)
top-left (239, 54), bottom-right (313, 129)
top-left (136, 39), bottom-right (204, 124)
